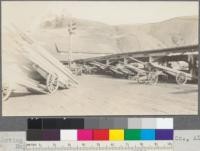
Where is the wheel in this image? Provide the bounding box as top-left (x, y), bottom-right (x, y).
top-left (148, 72), bottom-right (158, 85)
top-left (46, 74), bottom-right (59, 93)
top-left (176, 72), bottom-right (187, 85)
top-left (2, 83), bottom-right (12, 101)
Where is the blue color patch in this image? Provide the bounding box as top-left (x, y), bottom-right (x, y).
top-left (141, 129), bottom-right (155, 140)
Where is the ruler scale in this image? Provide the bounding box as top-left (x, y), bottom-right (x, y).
top-left (24, 141), bottom-right (173, 151)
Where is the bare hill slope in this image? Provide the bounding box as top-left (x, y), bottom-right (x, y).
top-left (29, 15), bottom-right (198, 60)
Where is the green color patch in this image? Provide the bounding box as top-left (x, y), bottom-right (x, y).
top-left (124, 129), bottom-right (141, 140)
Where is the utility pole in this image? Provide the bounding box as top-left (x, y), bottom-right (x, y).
top-left (67, 19), bottom-right (77, 68)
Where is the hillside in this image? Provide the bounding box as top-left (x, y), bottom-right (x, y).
top-left (29, 15), bottom-right (198, 60)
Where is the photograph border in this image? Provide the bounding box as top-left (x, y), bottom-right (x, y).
top-left (0, 0), bottom-right (199, 119)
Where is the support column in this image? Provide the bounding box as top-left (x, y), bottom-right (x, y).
top-left (106, 60), bottom-right (110, 65)
top-left (123, 58), bottom-right (128, 65)
top-left (149, 56), bottom-right (154, 62)
top-left (188, 55), bottom-right (197, 78)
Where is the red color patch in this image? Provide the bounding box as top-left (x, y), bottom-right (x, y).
top-left (93, 129), bottom-right (109, 140)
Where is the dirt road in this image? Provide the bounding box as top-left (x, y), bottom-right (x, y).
top-left (3, 75), bottom-right (198, 116)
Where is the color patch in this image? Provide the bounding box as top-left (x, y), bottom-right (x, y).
top-left (27, 130), bottom-right (42, 141)
top-left (78, 130), bottom-right (93, 140)
top-left (93, 129), bottom-right (109, 140)
top-left (69, 119), bottom-right (84, 129)
top-left (141, 118), bottom-right (156, 129)
top-left (28, 119), bottom-right (42, 129)
top-left (42, 130), bottom-right (60, 141)
top-left (43, 118), bottom-right (58, 129)
top-left (113, 118), bottom-right (128, 128)
top-left (42, 118), bottom-right (84, 129)
top-left (156, 129), bottom-right (174, 140)
top-left (124, 129), bottom-right (141, 140)
top-left (141, 129), bottom-right (155, 140)
top-left (99, 118), bottom-right (114, 129)
top-left (60, 130), bottom-right (77, 141)
top-left (128, 118), bottom-right (142, 129)
top-left (156, 118), bottom-right (173, 129)
top-left (84, 118), bottom-right (99, 129)
top-left (109, 129), bottom-right (124, 141)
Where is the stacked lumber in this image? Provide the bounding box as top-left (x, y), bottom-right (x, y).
top-left (2, 25), bottom-right (78, 101)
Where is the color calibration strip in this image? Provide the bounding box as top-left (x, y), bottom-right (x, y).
top-left (27, 129), bottom-right (173, 141)
top-left (27, 118), bottom-right (173, 141)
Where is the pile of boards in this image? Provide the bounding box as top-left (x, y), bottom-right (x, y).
top-left (2, 25), bottom-right (78, 101)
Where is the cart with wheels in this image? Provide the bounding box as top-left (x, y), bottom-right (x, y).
top-left (150, 62), bottom-right (192, 85)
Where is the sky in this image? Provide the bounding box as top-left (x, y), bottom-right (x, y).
top-left (2, 1), bottom-right (199, 28)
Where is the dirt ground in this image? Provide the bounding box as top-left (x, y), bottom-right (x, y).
top-left (2, 75), bottom-right (198, 116)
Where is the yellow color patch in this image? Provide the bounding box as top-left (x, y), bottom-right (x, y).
top-left (109, 129), bottom-right (124, 140)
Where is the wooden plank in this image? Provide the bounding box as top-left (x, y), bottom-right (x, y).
top-left (74, 45), bottom-right (198, 63)
top-left (9, 26), bottom-right (78, 86)
top-left (150, 62), bottom-right (192, 79)
top-left (125, 64), bottom-right (146, 74)
top-left (129, 57), bottom-right (145, 65)
top-left (15, 76), bottom-right (47, 94)
top-left (89, 61), bottom-right (107, 70)
top-left (11, 25), bottom-right (78, 82)
top-left (109, 66), bottom-right (124, 75)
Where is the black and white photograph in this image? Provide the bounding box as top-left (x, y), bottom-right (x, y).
top-left (2, 1), bottom-right (199, 116)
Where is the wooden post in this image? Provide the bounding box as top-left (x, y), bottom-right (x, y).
top-left (68, 31), bottom-right (72, 68)
top-left (149, 56), bottom-right (154, 62)
top-left (188, 55), bottom-right (196, 78)
top-left (123, 58), bottom-right (128, 65)
top-left (106, 60), bottom-right (110, 65)
top-left (68, 18), bottom-right (76, 68)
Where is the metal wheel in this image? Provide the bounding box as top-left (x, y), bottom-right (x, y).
top-left (2, 83), bottom-right (12, 101)
top-left (46, 74), bottom-right (59, 93)
top-left (176, 72), bottom-right (187, 85)
top-left (148, 72), bottom-right (158, 85)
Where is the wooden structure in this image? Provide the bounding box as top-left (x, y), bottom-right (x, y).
top-left (74, 45), bottom-right (198, 64)
top-left (149, 63), bottom-right (192, 85)
top-left (2, 26), bottom-right (78, 101)
top-left (73, 44), bottom-right (198, 84)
